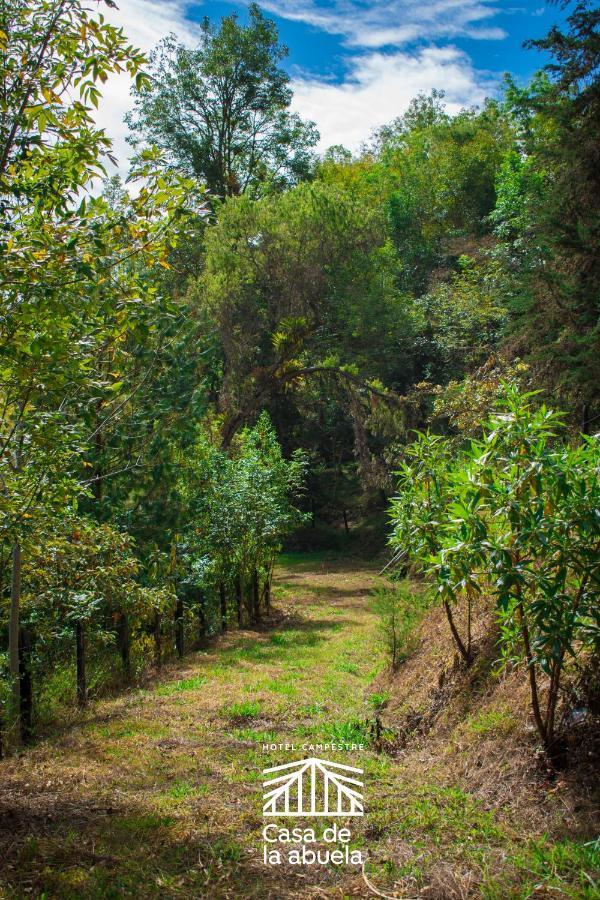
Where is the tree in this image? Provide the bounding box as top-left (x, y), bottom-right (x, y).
top-left (195, 181), bottom-right (409, 451)
top-left (0, 0), bottom-right (196, 744)
top-left (126, 4), bottom-right (319, 197)
top-left (22, 517), bottom-right (175, 711)
top-left (496, 0), bottom-right (600, 426)
top-left (389, 388), bottom-right (600, 751)
top-left (178, 414), bottom-right (306, 629)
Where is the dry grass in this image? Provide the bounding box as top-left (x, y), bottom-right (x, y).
top-left (0, 555), bottom-right (597, 898)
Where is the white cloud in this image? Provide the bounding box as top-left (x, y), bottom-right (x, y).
top-left (91, 0), bottom-right (504, 176)
top-left (257, 0), bottom-right (506, 48)
top-left (292, 45), bottom-right (496, 151)
top-left (94, 0), bottom-right (202, 175)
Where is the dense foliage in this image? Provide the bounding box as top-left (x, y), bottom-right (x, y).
top-left (126, 3), bottom-right (318, 197)
top-left (0, 0), bottom-right (598, 760)
top-left (389, 389), bottom-right (600, 748)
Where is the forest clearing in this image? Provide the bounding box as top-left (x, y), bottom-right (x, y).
top-left (0, 555), bottom-right (596, 898)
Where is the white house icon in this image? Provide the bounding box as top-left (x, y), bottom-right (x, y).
top-left (262, 758), bottom-right (364, 817)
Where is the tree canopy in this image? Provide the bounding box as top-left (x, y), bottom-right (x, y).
top-left (126, 3), bottom-right (319, 197)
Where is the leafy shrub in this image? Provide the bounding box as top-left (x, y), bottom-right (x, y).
top-left (389, 387), bottom-right (600, 749)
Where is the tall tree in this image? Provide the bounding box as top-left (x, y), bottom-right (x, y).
top-left (126, 3), bottom-right (319, 198)
top-left (497, 0), bottom-right (600, 426)
top-left (0, 0), bottom-right (194, 743)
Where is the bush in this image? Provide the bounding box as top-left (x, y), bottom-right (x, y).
top-left (388, 387), bottom-right (600, 749)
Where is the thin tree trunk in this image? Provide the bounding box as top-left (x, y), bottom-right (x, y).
top-left (154, 612), bottom-right (162, 669)
top-left (265, 559), bottom-right (275, 613)
top-left (9, 543), bottom-right (22, 743)
top-left (342, 509), bottom-right (350, 535)
top-left (18, 626), bottom-right (33, 742)
top-left (245, 578), bottom-right (254, 625)
top-left (517, 599), bottom-right (546, 745)
top-left (175, 598), bottom-right (184, 658)
top-left (219, 582), bottom-right (227, 633)
top-left (75, 620), bottom-right (87, 708)
top-left (466, 590), bottom-right (472, 660)
top-left (198, 591), bottom-right (206, 643)
top-left (443, 599), bottom-right (471, 665)
top-left (252, 569), bottom-right (260, 622)
top-left (235, 575), bottom-right (243, 627)
top-left (117, 612), bottom-right (131, 681)
top-left (545, 657), bottom-right (563, 749)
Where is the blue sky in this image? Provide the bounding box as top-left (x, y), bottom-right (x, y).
top-left (200, 1), bottom-right (561, 85)
top-left (100, 1), bottom-right (567, 167)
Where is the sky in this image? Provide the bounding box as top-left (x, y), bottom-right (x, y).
top-left (98, 0), bottom-right (567, 173)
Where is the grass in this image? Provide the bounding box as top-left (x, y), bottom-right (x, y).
top-left (154, 675), bottom-right (207, 695)
top-left (321, 718), bottom-right (373, 746)
top-left (367, 691), bottom-right (390, 710)
top-left (220, 700), bottom-right (262, 719)
top-left (0, 555), bottom-right (596, 899)
top-left (164, 780), bottom-right (208, 800)
top-left (464, 708), bottom-right (517, 737)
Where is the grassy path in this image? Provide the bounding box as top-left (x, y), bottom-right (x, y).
top-left (0, 556), bottom-right (386, 899)
top-left (0, 555), bottom-right (596, 899)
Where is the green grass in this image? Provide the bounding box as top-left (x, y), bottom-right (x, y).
top-left (164, 781), bottom-right (207, 800)
top-left (321, 718), bottom-right (372, 745)
top-left (114, 814), bottom-right (175, 835)
top-left (229, 727), bottom-right (278, 742)
top-left (154, 675), bottom-right (207, 696)
top-left (277, 550), bottom-right (337, 568)
top-left (482, 837), bottom-right (600, 899)
top-left (262, 677), bottom-right (297, 696)
top-left (368, 691), bottom-right (390, 710)
top-left (464, 708), bottom-right (517, 737)
top-left (220, 700), bottom-right (262, 719)
top-left (335, 660), bottom-right (360, 675)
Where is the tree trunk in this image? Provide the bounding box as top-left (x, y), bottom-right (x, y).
top-left (75, 620), bottom-right (87, 708)
top-left (219, 582), bottom-right (227, 633)
top-left (516, 598), bottom-right (546, 745)
top-left (443, 599), bottom-right (471, 665)
top-left (235, 576), bottom-right (243, 627)
top-left (117, 612), bottom-right (131, 681)
top-left (9, 543), bottom-right (22, 743)
top-left (252, 569), bottom-right (260, 622)
top-left (342, 509), bottom-right (350, 535)
top-left (18, 626), bottom-right (33, 742)
top-left (245, 578), bottom-right (254, 624)
top-left (154, 612), bottom-right (162, 669)
top-left (198, 591), bottom-right (206, 643)
top-left (175, 598), bottom-right (184, 658)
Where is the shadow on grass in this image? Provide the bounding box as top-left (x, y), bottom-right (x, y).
top-left (215, 614), bottom-right (356, 667)
top-left (0, 795), bottom-right (295, 899)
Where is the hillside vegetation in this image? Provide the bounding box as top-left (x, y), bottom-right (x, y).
top-left (0, 556), bottom-right (597, 898)
top-left (0, 1), bottom-right (599, 896)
